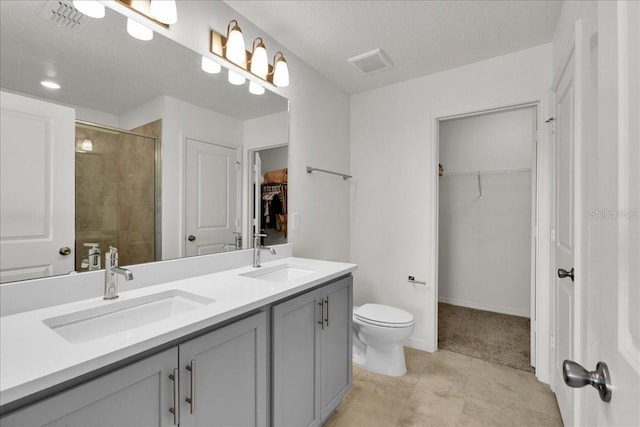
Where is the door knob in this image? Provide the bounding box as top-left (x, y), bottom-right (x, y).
top-left (188, 235), bottom-right (196, 242)
top-left (59, 247), bottom-right (71, 255)
top-left (563, 360), bottom-right (612, 402)
top-left (557, 267), bottom-right (574, 281)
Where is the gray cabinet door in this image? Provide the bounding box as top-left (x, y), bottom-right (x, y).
top-left (1, 348), bottom-right (177, 427)
top-left (272, 275), bottom-right (353, 427)
top-left (272, 287), bottom-right (322, 427)
top-left (178, 311), bottom-right (268, 427)
top-left (320, 276), bottom-right (353, 421)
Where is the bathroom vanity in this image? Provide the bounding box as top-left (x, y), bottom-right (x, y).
top-left (0, 256), bottom-right (356, 426)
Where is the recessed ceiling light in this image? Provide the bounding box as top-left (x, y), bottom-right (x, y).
top-left (41, 80), bottom-right (61, 89)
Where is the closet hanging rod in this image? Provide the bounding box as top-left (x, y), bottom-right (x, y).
top-left (441, 167), bottom-right (531, 177)
top-left (306, 166), bottom-right (352, 180)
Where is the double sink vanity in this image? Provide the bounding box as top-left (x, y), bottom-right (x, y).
top-left (0, 248), bottom-right (356, 426)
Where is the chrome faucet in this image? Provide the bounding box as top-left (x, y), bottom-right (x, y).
top-left (253, 233), bottom-right (276, 268)
top-left (104, 246), bottom-right (133, 300)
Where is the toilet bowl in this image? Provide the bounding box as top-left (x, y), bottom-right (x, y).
top-left (352, 304), bottom-right (415, 377)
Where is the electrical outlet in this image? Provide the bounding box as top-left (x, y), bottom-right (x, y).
top-left (408, 275), bottom-right (415, 281)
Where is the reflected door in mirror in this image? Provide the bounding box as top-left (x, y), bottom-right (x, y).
top-left (0, 91), bottom-right (75, 283)
top-left (185, 139), bottom-right (239, 256)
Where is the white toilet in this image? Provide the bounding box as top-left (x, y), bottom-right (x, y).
top-left (352, 304), bottom-right (415, 377)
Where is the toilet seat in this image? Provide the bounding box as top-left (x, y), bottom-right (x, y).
top-left (354, 304), bottom-right (414, 328)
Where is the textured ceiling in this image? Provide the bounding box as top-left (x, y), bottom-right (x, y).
top-left (0, 1), bottom-right (287, 120)
top-left (225, 0), bottom-right (563, 94)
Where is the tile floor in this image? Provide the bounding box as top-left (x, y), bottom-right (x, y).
top-left (324, 348), bottom-right (563, 427)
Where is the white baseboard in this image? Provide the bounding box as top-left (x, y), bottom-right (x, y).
top-left (438, 297), bottom-right (530, 318)
top-left (406, 337), bottom-right (433, 353)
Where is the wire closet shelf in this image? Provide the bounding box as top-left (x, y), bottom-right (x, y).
top-left (439, 167), bottom-right (532, 199)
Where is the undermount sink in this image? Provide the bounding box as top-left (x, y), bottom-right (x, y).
top-left (43, 290), bottom-right (214, 344)
top-left (239, 263), bottom-right (317, 282)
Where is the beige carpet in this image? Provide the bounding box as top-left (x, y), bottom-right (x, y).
top-left (438, 303), bottom-right (534, 372)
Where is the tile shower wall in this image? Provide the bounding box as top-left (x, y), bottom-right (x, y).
top-left (74, 121), bottom-right (159, 271)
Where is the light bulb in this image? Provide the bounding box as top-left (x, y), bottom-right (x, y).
top-left (127, 18), bottom-right (153, 41)
top-left (228, 70), bottom-right (246, 85)
top-left (81, 139), bottom-right (93, 151)
top-left (250, 39), bottom-right (268, 79)
top-left (201, 56), bottom-right (221, 74)
top-left (149, 0), bottom-right (177, 25)
top-left (73, 0), bottom-right (105, 19)
top-left (41, 80), bottom-right (61, 89)
top-left (225, 21), bottom-right (246, 67)
top-left (249, 81), bottom-right (265, 95)
top-left (273, 53), bottom-right (289, 87)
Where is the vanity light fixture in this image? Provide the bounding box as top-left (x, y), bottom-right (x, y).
top-left (225, 20), bottom-right (246, 67)
top-left (115, 0), bottom-right (175, 41)
top-left (210, 20), bottom-right (291, 89)
top-left (249, 38), bottom-right (268, 78)
top-left (149, 0), bottom-right (177, 25)
top-left (224, 20), bottom-right (247, 85)
top-left (271, 52), bottom-right (290, 88)
top-left (127, 17), bottom-right (153, 41)
top-left (201, 56), bottom-right (221, 74)
top-left (41, 80), bottom-right (61, 89)
top-left (72, 0), bottom-right (105, 19)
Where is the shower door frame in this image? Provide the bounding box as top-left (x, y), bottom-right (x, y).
top-left (75, 120), bottom-right (162, 263)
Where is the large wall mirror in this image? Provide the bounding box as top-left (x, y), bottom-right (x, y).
top-left (0, 1), bottom-right (289, 284)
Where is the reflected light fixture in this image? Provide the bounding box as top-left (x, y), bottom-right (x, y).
top-left (201, 56), bottom-right (221, 74)
top-left (127, 18), bottom-right (153, 41)
top-left (149, 0), bottom-right (177, 25)
top-left (228, 70), bottom-right (246, 86)
top-left (72, 0), bottom-right (105, 19)
top-left (249, 81), bottom-right (265, 95)
top-left (40, 80), bottom-right (61, 89)
top-left (249, 38), bottom-right (268, 79)
top-left (272, 52), bottom-right (290, 87)
top-left (81, 138), bottom-right (94, 152)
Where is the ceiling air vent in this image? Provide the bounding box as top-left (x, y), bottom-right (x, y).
top-left (38, 0), bottom-right (90, 32)
top-left (348, 48), bottom-right (393, 74)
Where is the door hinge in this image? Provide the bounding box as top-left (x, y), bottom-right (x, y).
top-left (236, 161), bottom-right (241, 170)
top-left (551, 334), bottom-right (556, 350)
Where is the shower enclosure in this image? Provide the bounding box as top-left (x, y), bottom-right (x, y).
top-left (74, 121), bottom-right (160, 271)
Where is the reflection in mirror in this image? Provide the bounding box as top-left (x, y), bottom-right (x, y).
top-left (74, 121), bottom-right (160, 272)
top-left (0, 1), bottom-right (289, 284)
top-left (254, 146), bottom-right (288, 247)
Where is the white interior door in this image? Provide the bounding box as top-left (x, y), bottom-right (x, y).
top-left (553, 53), bottom-right (576, 425)
top-left (185, 138), bottom-right (239, 256)
top-left (581, 2), bottom-right (640, 425)
top-left (0, 91), bottom-right (75, 283)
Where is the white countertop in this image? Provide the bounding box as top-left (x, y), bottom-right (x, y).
top-left (0, 257), bottom-right (356, 408)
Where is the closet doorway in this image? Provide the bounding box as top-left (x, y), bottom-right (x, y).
top-left (437, 104), bottom-right (537, 372)
top-left (251, 145), bottom-right (288, 247)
